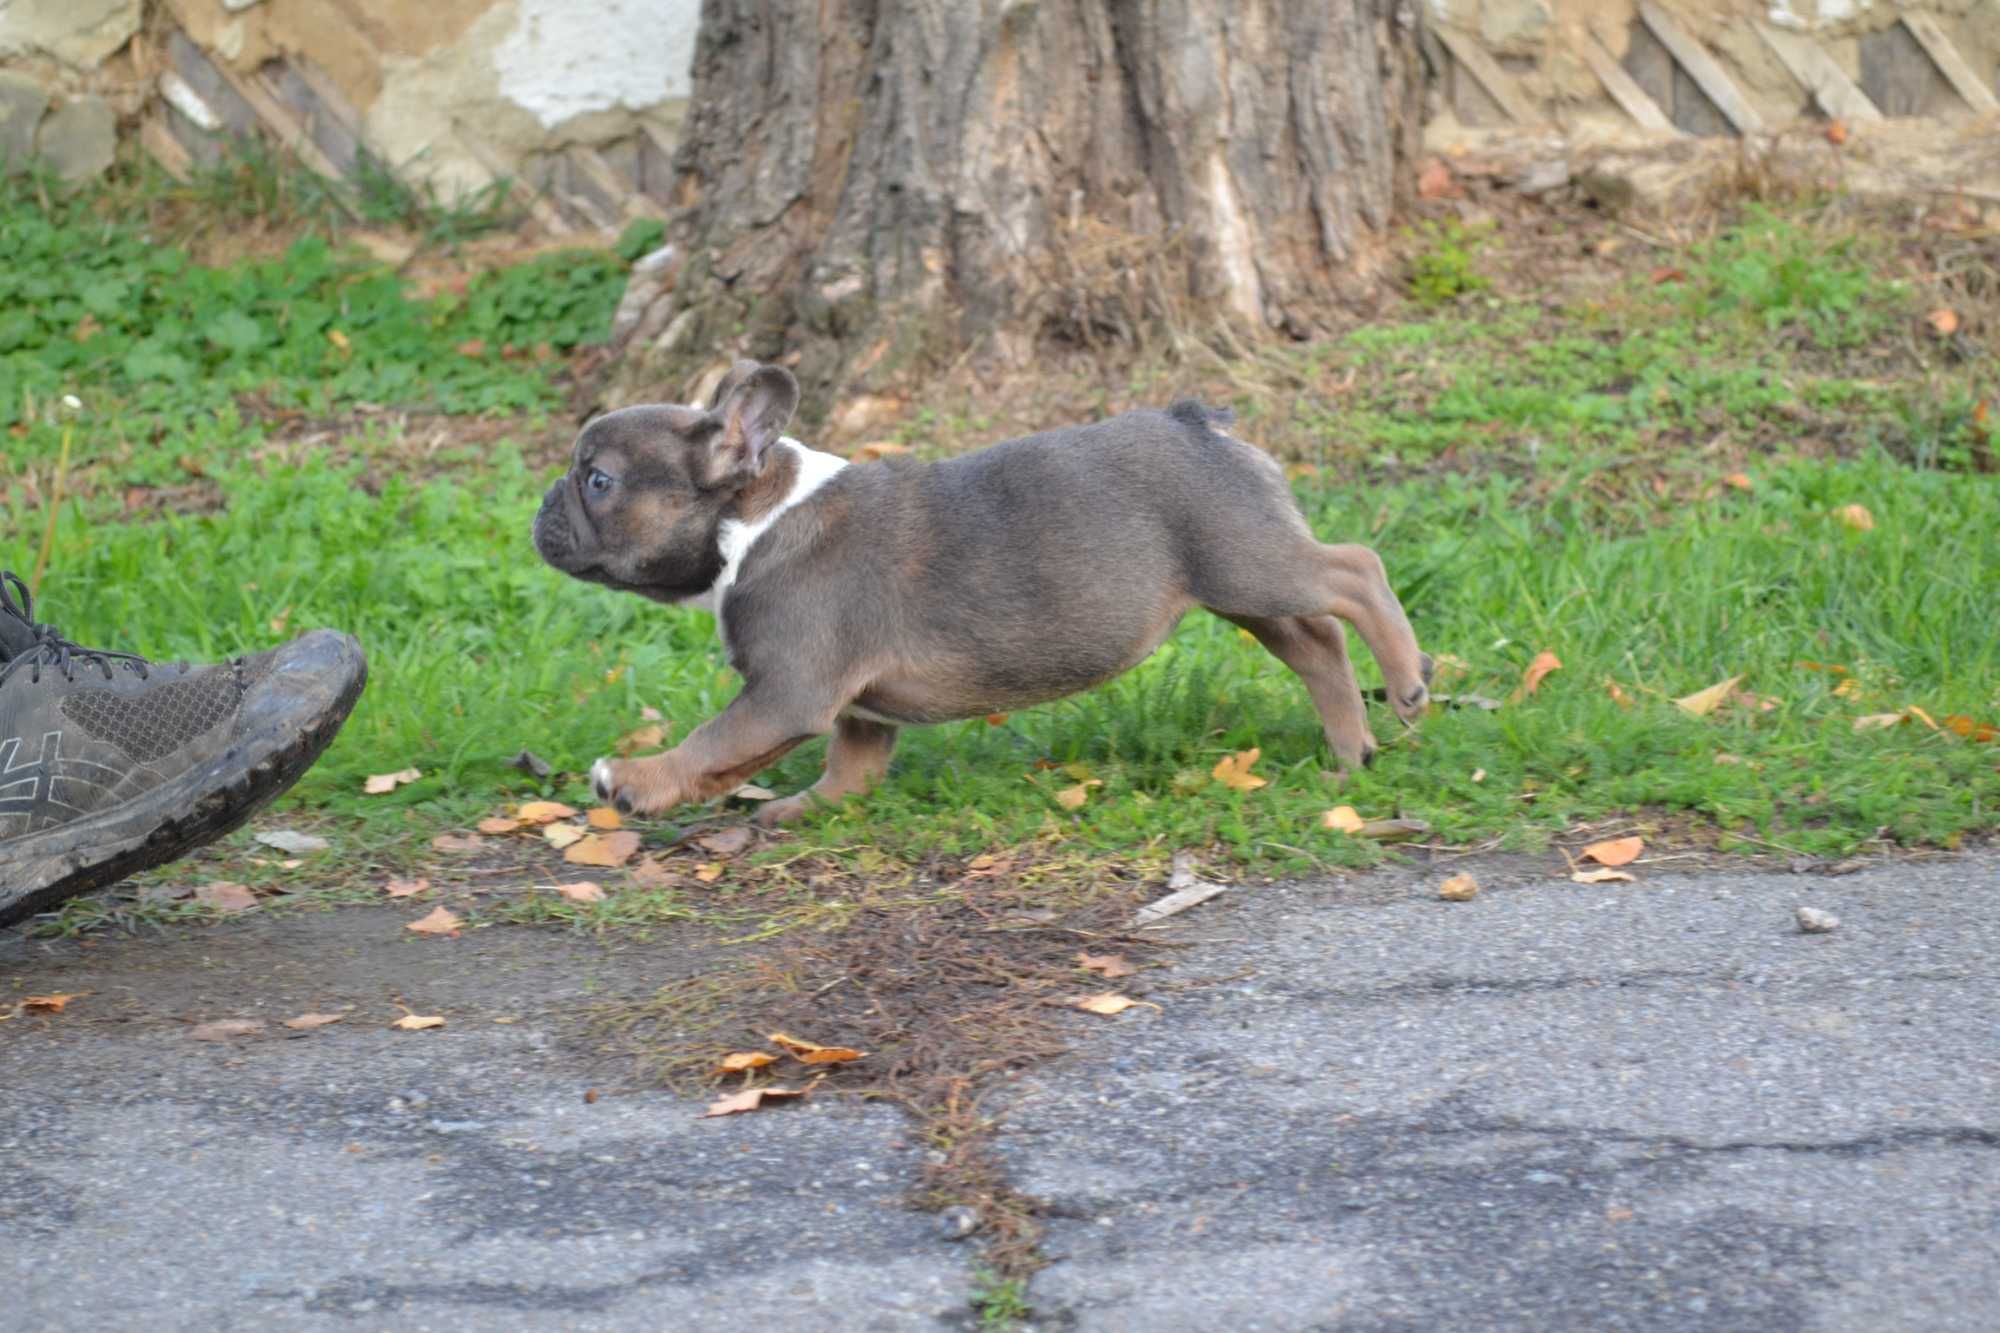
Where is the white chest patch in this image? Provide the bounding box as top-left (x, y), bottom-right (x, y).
top-left (711, 439), bottom-right (848, 632)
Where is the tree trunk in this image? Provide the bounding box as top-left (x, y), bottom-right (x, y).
top-left (608, 0), bottom-right (1425, 428)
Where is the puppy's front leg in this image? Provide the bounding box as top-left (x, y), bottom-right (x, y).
top-left (592, 693), bottom-right (823, 817)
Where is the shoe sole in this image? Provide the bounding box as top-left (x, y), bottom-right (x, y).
top-left (0, 632), bottom-right (368, 927)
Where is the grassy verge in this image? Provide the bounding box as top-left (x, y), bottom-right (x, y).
top-left (4, 175), bottom-right (1996, 927)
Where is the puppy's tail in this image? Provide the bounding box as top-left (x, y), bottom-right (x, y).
top-left (1167, 399), bottom-right (1235, 436)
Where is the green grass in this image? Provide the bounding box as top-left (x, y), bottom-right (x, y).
top-left (4, 179), bottom-right (1997, 899)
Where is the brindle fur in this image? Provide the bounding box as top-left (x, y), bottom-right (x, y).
top-left (534, 361), bottom-right (1432, 825)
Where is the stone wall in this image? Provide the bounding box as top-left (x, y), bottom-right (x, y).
top-left (1, 0), bottom-right (699, 193)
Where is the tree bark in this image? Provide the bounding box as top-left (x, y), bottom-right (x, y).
top-left (609, 0), bottom-right (1424, 427)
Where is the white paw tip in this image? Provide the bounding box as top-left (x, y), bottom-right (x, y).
top-left (590, 758), bottom-right (613, 799)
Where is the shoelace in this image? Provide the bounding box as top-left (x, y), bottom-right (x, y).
top-left (0, 571), bottom-right (152, 687)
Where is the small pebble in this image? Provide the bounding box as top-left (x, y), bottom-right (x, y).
top-left (1796, 906), bottom-right (1840, 935)
top-left (937, 1206), bottom-right (980, 1241)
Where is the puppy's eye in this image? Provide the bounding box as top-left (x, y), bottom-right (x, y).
top-left (587, 468), bottom-right (614, 495)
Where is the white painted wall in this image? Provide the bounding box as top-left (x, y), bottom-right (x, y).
top-left (493, 0), bottom-right (701, 129)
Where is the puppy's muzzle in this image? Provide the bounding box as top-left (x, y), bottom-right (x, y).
top-left (532, 481), bottom-right (579, 568)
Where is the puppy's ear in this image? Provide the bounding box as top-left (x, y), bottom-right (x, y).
top-left (706, 358), bottom-right (762, 411)
top-left (703, 365), bottom-right (800, 485)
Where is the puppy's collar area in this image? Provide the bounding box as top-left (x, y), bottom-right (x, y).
top-left (712, 440), bottom-right (847, 610)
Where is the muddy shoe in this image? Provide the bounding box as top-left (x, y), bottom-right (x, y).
top-left (0, 573), bottom-right (367, 926)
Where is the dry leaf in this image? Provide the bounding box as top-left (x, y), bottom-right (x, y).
top-left (516, 801), bottom-right (580, 825)
top-left (696, 827), bottom-right (753, 857)
top-left (700, 1084), bottom-right (812, 1117)
top-left (1606, 679), bottom-right (1634, 708)
top-left (431, 833), bottom-right (484, 854)
top-left (1824, 118), bottom-right (1848, 146)
top-left (712, 1051), bottom-right (779, 1075)
top-left (542, 822), bottom-right (587, 849)
top-left (363, 767), bottom-right (422, 795)
top-left (1572, 867), bottom-right (1637, 884)
top-left (1471, 768), bottom-right (1487, 783)
top-left (730, 783), bottom-right (777, 801)
top-left (1073, 993), bottom-right (1145, 1016)
top-left (1055, 780), bottom-right (1102, 810)
top-left (25, 993), bottom-right (83, 1013)
top-left (1832, 676), bottom-right (1863, 699)
top-left (628, 857), bottom-right (675, 887)
top-left (694, 862), bottom-right (725, 883)
top-left (1904, 705), bottom-right (1939, 731)
top-left (1926, 307), bottom-right (1960, 336)
top-left (587, 807), bottom-right (624, 830)
top-left (1714, 752), bottom-right (1742, 765)
top-left (1649, 266), bottom-right (1685, 285)
top-left (1321, 805), bottom-right (1366, 834)
top-left (640, 705), bottom-right (664, 722)
top-left (985, 713), bottom-right (1010, 726)
top-left (1722, 471), bottom-right (1753, 492)
top-left (1359, 818), bottom-right (1433, 843)
top-left (1416, 157), bottom-right (1455, 200)
top-left (406, 906), bottom-right (463, 936)
top-left (392, 1014), bottom-right (445, 1031)
top-left (1078, 952), bottom-right (1137, 979)
top-left (190, 1019), bottom-right (263, 1041)
top-left (769, 1032), bottom-right (868, 1064)
top-left (477, 817), bottom-right (521, 835)
top-left (383, 877), bottom-right (430, 898)
top-left (1853, 713), bottom-right (1905, 733)
top-left (1581, 836), bottom-right (1644, 866)
top-left (1211, 748), bottom-right (1268, 792)
top-left (566, 831), bottom-right (641, 868)
top-left (556, 881), bottom-right (607, 903)
top-left (195, 882), bottom-right (258, 914)
top-left (1834, 504), bottom-right (1874, 532)
top-left (255, 830), bottom-right (328, 854)
top-left (1675, 675), bottom-right (1742, 717)
top-left (283, 1012), bottom-right (345, 1030)
top-left (1514, 650), bottom-right (1562, 700)
top-left (1942, 715), bottom-right (1998, 743)
top-left (1438, 873), bottom-right (1479, 902)
top-left (616, 723), bottom-right (667, 756)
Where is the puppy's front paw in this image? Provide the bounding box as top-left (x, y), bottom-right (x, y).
top-left (590, 757), bottom-right (675, 817)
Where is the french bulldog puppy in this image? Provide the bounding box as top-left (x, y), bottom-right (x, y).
top-left (534, 360), bottom-right (1432, 825)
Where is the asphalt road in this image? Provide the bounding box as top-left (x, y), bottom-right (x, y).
top-left (4, 852), bottom-right (1996, 1331)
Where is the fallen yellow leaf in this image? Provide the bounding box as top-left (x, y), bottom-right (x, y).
top-left (1321, 805), bottom-right (1366, 834)
top-left (516, 801), bottom-right (580, 826)
top-left (1605, 679), bottom-right (1633, 709)
top-left (1438, 873), bottom-right (1479, 901)
top-left (405, 906), bottom-right (463, 936)
top-left (392, 1014), bottom-right (445, 1031)
top-left (1078, 952), bottom-right (1137, 979)
top-left (565, 831), bottom-right (641, 868)
top-left (542, 822), bottom-right (588, 849)
top-left (1722, 472), bottom-right (1753, 491)
top-left (1514, 650), bottom-right (1562, 700)
top-left (1211, 748), bottom-right (1268, 792)
top-left (699, 1084), bottom-right (813, 1117)
top-left (430, 833), bottom-right (484, 854)
top-left (586, 806), bottom-right (624, 830)
top-left (1834, 504), bottom-right (1874, 532)
top-left (769, 1032), bottom-right (868, 1064)
top-left (712, 1051), bottom-right (779, 1075)
top-left (283, 1012), bottom-right (345, 1030)
top-left (1943, 714), bottom-right (1998, 742)
top-left (477, 817), bottom-right (521, 835)
top-left (363, 767), bottom-right (422, 795)
top-left (1580, 836), bottom-right (1644, 866)
top-left (1055, 780), bottom-right (1102, 810)
top-left (1073, 992), bottom-right (1147, 1016)
top-left (383, 877), bottom-right (430, 898)
top-left (1674, 675), bottom-right (1742, 717)
top-left (1853, 712), bottom-right (1905, 733)
top-left (195, 882), bottom-right (258, 914)
top-left (694, 862), bottom-right (725, 883)
top-left (1926, 307), bottom-right (1960, 336)
top-left (1572, 867), bottom-right (1637, 884)
top-left (695, 827), bottom-right (753, 857)
top-left (556, 881), bottom-right (607, 903)
top-left (25, 993), bottom-right (84, 1013)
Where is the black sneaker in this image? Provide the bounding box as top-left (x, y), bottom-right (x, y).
top-left (0, 572), bottom-right (367, 926)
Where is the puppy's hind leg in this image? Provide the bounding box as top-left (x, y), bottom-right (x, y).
top-left (1225, 614), bottom-right (1377, 776)
top-left (755, 716), bottom-right (900, 826)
